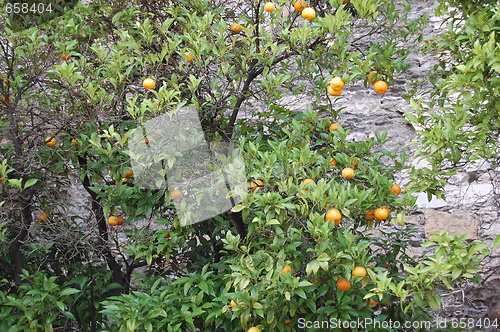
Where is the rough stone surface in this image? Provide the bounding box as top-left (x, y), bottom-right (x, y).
top-left (424, 209), bottom-right (481, 239)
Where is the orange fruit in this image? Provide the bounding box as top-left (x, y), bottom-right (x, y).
top-left (327, 86), bottom-right (342, 96)
top-left (108, 216), bottom-right (119, 226)
top-left (264, 2), bottom-right (275, 12)
top-left (302, 178), bottom-right (315, 191)
top-left (367, 298), bottom-right (378, 308)
top-left (71, 139), bottom-right (78, 146)
top-left (302, 178), bottom-right (315, 186)
top-left (45, 137), bottom-right (56, 147)
top-left (350, 160), bottom-right (359, 170)
top-left (184, 51), bottom-right (194, 62)
top-left (301, 7), bottom-right (316, 20)
top-left (329, 76), bottom-right (345, 91)
top-left (230, 23), bottom-right (243, 33)
top-left (329, 122), bottom-right (340, 131)
top-left (248, 328), bottom-right (261, 332)
top-left (365, 210), bottom-right (375, 220)
top-left (329, 157), bottom-right (337, 166)
top-left (249, 179), bottom-right (264, 192)
top-left (374, 206), bottom-right (390, 220)
top-left (311, 278), bottom-right (319, 284)
top-left (325, 208), bottom-right (342, 225)
top-left (230, 300), bottom-right (237, 308)
top-left (0, 177), bottom-right (3, 182)
top-left (336, 278), bottom-right (351, 291)
top-left (293, 0), bottom-right (306, 11)
top-left (389, 184), bottom-right (401, 195)
top-left (60, 53), bottom-right (71, 61)
top-left (374, 81), bottom-right (388, 94)
top-left (281, 264), bottom-right (292, 275)
top-left (343, 0), bottom-right (349, 3)
top-left (352, 266), bottom-right (367, 278)
top-left (38, 212), bottom-right (49, 221)
top-left (164, 232), bottom-right (171, 239)
top-left (116, 216), bottom-right (125, 225)
top-left (142, 78), bottom-right (155, 90)
top-left (172, 189), bottom-right (183, 200)
top-left (367, 71), bottom-right (378, 84)
top-left (125, 170), bottom-right (133, 178)
top-left (341, 167), bottom-right (354, 179)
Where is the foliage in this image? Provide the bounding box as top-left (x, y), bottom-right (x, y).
top-left (0, 0), bottom-right (497, 331)
top-left (404, 0), bottom-right (500, 198)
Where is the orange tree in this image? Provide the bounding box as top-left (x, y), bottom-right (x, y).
top-left (1, 0), bottom-right (497, 330)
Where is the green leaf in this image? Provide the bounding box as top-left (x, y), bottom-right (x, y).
top-left (60, 288), bottom-right (80, 296)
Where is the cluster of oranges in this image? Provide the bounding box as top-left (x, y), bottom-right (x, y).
top-left (108, 216), bottom-right (125, 226)
top-left (263, 1), bottom-right (316, 20)
top-left (327, 73), bottom-right (389, 98)
top-left (328, 122), bottom-right (401, 222)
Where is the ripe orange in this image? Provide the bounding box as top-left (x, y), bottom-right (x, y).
top-left (302, 178), bottom-right (315, 186)
top-left (184, 51), bottom-right (194, 62)
top-left (336, 278), bottom-right (351, 291)
top-left (329, 122), bottom-right (340, 131)
top-left (341, 167), bottom-right (354, 179)
top-left (327, 86), bottom-right (342, 96)
top-left (264, 2), bottom-right (275, 12)
top-left (117, 216), bottom-right (125, 225)
top-left (0, 177), bottom-right (3, 182)
top-left (374, 206), bottom-right (390, 220)
top-left (365, 210), bottom-right (375, 220)
top-left (172, 189), bottom-right (183, 200)
top-left (71, 139), bottom-right (78, 146)
top-left (38, 213), bottom-right (49, 221)
top-left (142, 78), bottom-right (155, 90)
top-left (343, 0), bottom-right (349, 3)
top-left (230, 23), bottom-right (242, 33)
top-left (108, 216), bottom-right (119, 226)
top-left (311, 278), bottom-right (319, 284)
top-left (325, 208), bottom-right (342, 225)
top-left (301, 7), bottom-right (316, 20)
top-left (60, 53), bottom-right (71, 61)
top-left (45, 137), bottom-right (56, 147)
top-left (329, 157), bottom-right (337, 166)
top-left (293, 0), bottom-right (306, 11)
top-left (249, 179), bottom-right (264, 192)
top-left (164, 232), bottom-right (171, 239)
top-left (248, 328), bottom-right (261, 332)
top-left (352, 266), bottom-right (367, 278)
top-left (350, 160), bottom-right (359, 170)
top-left (389, 184), bottom-right (401, 195)
top-left (281, 264), bottom-right (292, 275)
top-left (230, 300), bottom-right (237, 308)
top-left (374, 81), bottom-right (388, 94)
top-left (329, 76), bottom-right (345, 91)
top-left (367, 298), bottom-right (378, 308)
top-left (367, 71), bottom-right (378, 84)
top-left (124, 170), bottom-right (133, 178)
